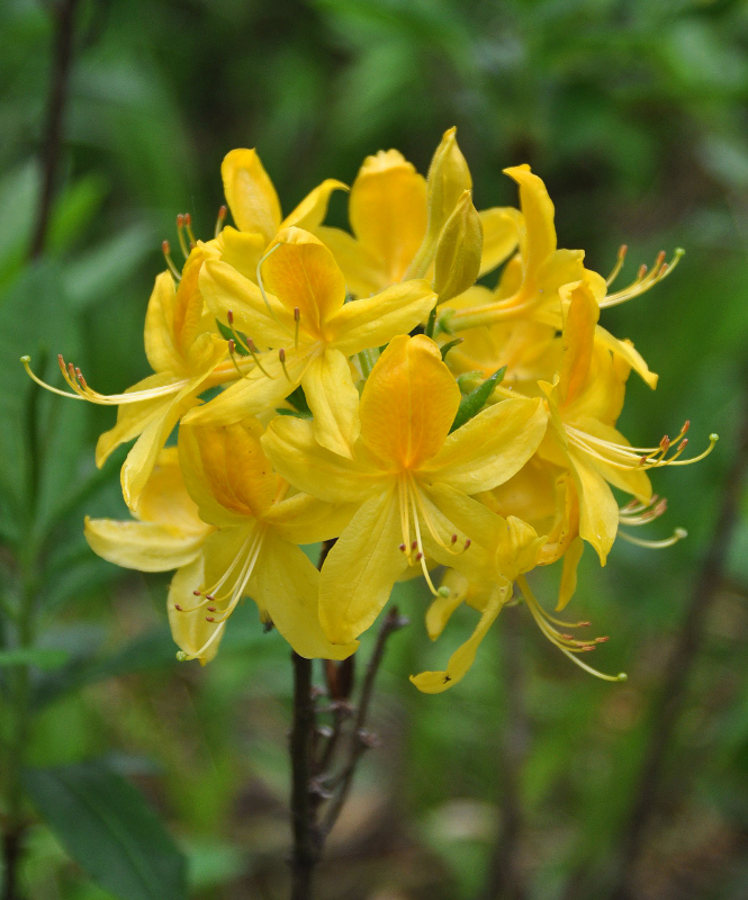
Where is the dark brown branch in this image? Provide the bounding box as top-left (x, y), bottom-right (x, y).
top-left (29, 0), bottom-right (81, 260)
top-left (480, 607), bottom-right (529, 900)
top-left (320, 607), bottom-right (408, 836)
top-left (608, 385), bottom-right (748, 900)
top-left (289, 652), bottom-right (320, 900)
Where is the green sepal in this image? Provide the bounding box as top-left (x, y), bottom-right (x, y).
top-left (450, 366), bottom-right (506, 432)
top-left (440, 338), bottom-right (464, 360)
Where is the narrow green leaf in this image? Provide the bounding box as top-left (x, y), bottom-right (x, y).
top-left (450, 366), bottom-right (506, 433)
top-left (23, 761), bottom-right (187, 900)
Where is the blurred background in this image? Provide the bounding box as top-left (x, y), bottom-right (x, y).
top-left (1, 0), bottom-right (746, 897)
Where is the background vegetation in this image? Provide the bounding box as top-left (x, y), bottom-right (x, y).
top-left (1, 0), bottom-right (746, 897)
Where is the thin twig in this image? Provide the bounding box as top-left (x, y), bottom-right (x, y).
top-left (289, 652), bottom-right (319, 900)
top-left (607, 383), bottom-right (748, 900)
top-left (29, 0), bottom-right (81, 260)
top-left (320, 607), bottom-right (408, 836)
top-left (480, 606), bottom-right (529, 900)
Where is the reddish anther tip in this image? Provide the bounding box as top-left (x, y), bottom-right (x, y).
top-left (279, 348), bottom-right (286, 362)
top-left (218, 204), bottom-right (227, 218)
top-left (596, 636), bottom-right (610, 643)
top-left (205, 616), bottom-right (215, 622)
top-left (294, 306), bottom-right (300, 321)
top-left (450, 534), bottom-right (458, 544)
top-left (174, 604), bottom-right (183, 611)
top-left (161, 240), bottom-right (170, 253)
top-left (415, 552), bottom-right (423, 561)
top-left (227, 309), bottom-right (234, 325)
top-left (193, 590), bottom-right (201, 596)
top-left (683, 419), bottom-right (691, 433)
top-left (183, 212), bottom-right (191, 226)
top-left (207, 606), bottom-right (217, 612)
top-left (205, 594), bottom-right (215, 602)
top-left (398, 543), bottom-right (406, 552)
top-left (176, 213), bottom-right (184, 227)
top-left (578, 621), bottom-right (591, 628)
top-left (411, 541), bottom-right (418, 551)
top-left (464, 539), bottom-right (471, 549)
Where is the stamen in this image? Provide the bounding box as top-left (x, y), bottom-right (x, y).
top-left (256, 243), bottom-right (282, 321)
top-left (618, 527), bottom-right (688, 549)
top-left (517, 576), bottom-right (626, 682)
top-left (606, 244), bottom-right (628, 287)
top-left (21, 354), bottom-right (188, 405)
top-left (176, 213), bottom-right (190, 259)
top-left (214, 204), bottom-right (227, 238)
top-left (161, 240), bottom-right (182, 280)
top-left (183, 212), bottom-right (196, 248)
top-left (601, 247), bottom-right (684, 308)
top-left (565, 421), bottom-right (718, 471)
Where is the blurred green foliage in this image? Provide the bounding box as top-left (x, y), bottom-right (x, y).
top-left (1, 0), bottom-right (746, 897)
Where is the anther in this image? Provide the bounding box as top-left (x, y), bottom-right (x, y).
top-left (161, 239), bottom-right (182, 279)
top-left (176, 213), bottom-right (190, 258)
top-left (398, 543), bottom-right (406, 552)
top-left (174, 604), bottom-right (183, 611)
top-left (464, 539), bottom-right (471, 549)
top-left (279, 348), bottom-right (291, 381)
top-left (294, 306), bottom-right (300, 349)
top-left (205, 616), bottom-right (215, 622)
top-left (214, 204), bottom-right (227, 238)
top-left (450, 534), bottom-right (458, 544)
top-left (193, 590), bottom-right (201, 596)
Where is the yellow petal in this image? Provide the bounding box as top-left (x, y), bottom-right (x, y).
top-left (84, 516), bottom-right (207, 572)
top-left (349, 150), bottom-right (427, 285)
top-left (221, 148), bottom-right (281, 242)
top-left (503, 164), bottom-right (557, 275)
top-left (262, 415), bottom-right (379, 504)
top-left (200, 259), bottom-right (291, 348)
top-left (262, 227), bottom-right (346, 335)
top-left (281, 179), bottom-right (348, 231)
top-left (302, 349), bottom-right (361, 457)
top-left (427, 396), bottom-right (548, 494)
top-left (251, 534), bottom-right (358, 660)
top-left (359, 334), bottom-right (459, 468)
top-left (132, 446), bottom-right (205, 530)
top-left (478, 207), bottom-right (522, 276)
top-left (319, 489), bottom-right (406, 643)
top-left (329, 279), bottom-right (436, 356)
top-left (410, 583), bottom-right (508, 693)
top-left (559, 281), bottom-right (600, 405)
top-left (557, 535), bottom-right (584, 611)
top-left (178, 420), bottom-right (279, 525)
top-left (315, 225), bottom-right (385, 297)
top-left (595, 326), bottom-right (658, 389)
top-left (571, 450), bottom-right (620, 564)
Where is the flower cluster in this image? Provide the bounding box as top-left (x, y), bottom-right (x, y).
top-left (24, 129), bottom-right (716, 691)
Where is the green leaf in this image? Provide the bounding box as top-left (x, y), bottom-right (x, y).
top-left (23, 761), bottom-right (187, 900)
top-left (450, 366), bottom-right (506, 433)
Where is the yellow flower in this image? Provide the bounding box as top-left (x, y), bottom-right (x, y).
top-left (192, 227), bottom-right (436, 457)
top-left (175, 418), bottom-right (358, 662)
top-left (261, 333), bottom-right (548, 646)
top-left (210, 147), bottom-right (347, 281)
top-left (84, 447), bottom-right (221, 662)
top-left (317, 128), bottom-right (520, 302)
top-left (24, 247), bottom-right (230, 506)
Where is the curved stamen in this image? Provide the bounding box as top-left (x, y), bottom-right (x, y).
top-left (618, 527), bottom-right (687, 550)
top-left (601, 247), bottom-right (684, 308)
top-left (517, 576), bottom-right (626, 682)
top-left (605, 244), bottom-right (628, 287)
top-left (565, 421), bottom-right (718, 471)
